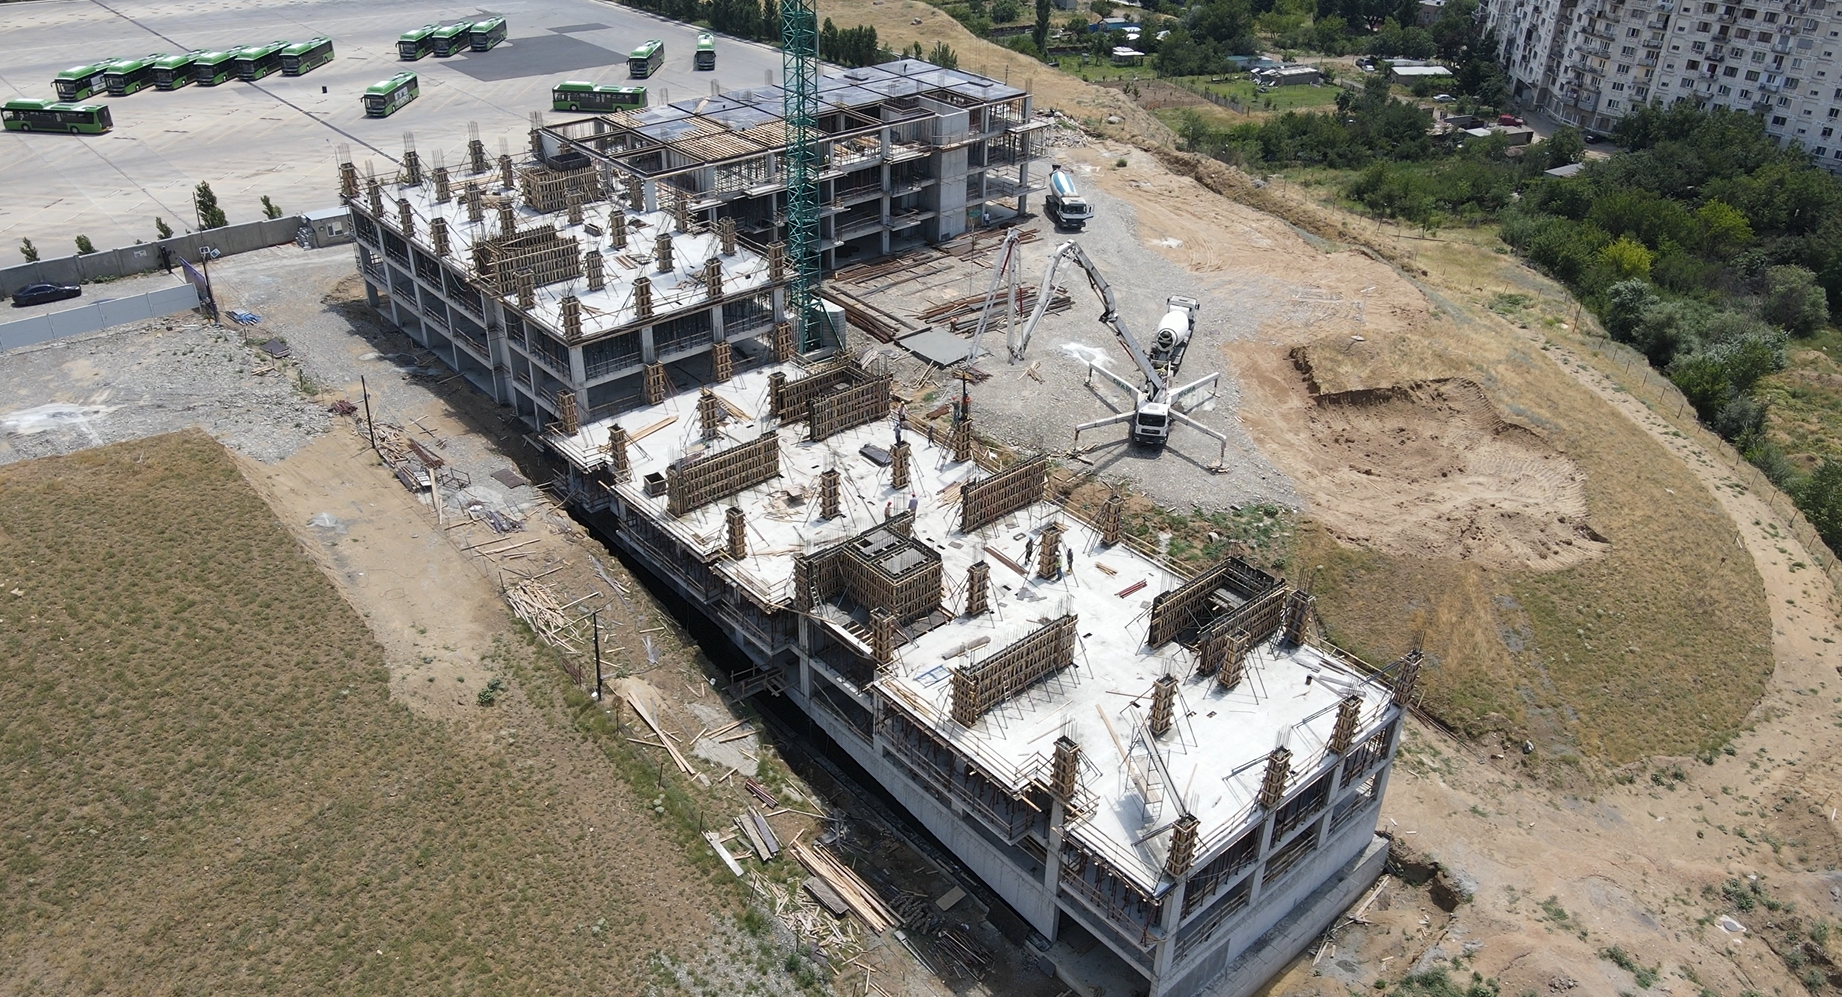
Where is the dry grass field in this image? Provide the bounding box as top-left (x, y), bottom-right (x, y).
top-left (0, 430), bottom-right (733, 995)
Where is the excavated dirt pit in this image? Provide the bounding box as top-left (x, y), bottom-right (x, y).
top-left (1293, 379), bottom-right (1608, 571)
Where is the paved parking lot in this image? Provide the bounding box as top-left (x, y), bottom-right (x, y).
top-left (0, 0), bottom-right (784, 258)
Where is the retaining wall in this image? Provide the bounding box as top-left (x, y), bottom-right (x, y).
top-left (0, 208), bottom-right (351, 297)
top-left (0, 284), bottom-right (202, 353)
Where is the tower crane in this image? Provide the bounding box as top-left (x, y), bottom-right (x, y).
top-left (1010, 241), bottom-right (1228, 468)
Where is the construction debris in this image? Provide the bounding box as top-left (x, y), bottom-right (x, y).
top-left (790, 841), bottom-right (901, 933)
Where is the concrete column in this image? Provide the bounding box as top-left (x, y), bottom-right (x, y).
top-left (641, 324), bottom-right (657, 363)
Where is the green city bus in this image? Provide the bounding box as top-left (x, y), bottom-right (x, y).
top-left (3, 99), bottom-right (113, 135)
top-left (398, 24), bottom-right (438, 60)
top-left (695, 32), bottom-right (715, 70)
top-left (628, 39), bottom-right (664, 79)
top-left (431, 22), bottom-right (473, 57)
top-left (234, 40), bottom-right (289, 82)
top-left (468, 17), bottom-right (507, 51)
top-left (152, 50), bottom-right (204, 89)
top-left (280, 37), bottom-right (334, 76)
top-left (191, 49), bottom-right (240, 87)
top-left (363, 71), bottom-right (419, 117)
top-left (104, 54), bottom-right (167, 96)
top-left (551, 81), bottom-right (647, 112)
top-left (53, 61), bottom-right (115, 102)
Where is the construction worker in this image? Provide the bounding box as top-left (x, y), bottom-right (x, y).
top-left (884, 499), bottom-right (893, 520)
top-left (1023, 536), bottom-right (1034, 566)
top-left (908, 493), bottom-right (919, 514)
top-left (1065, 547), bottom-right (1075, 575)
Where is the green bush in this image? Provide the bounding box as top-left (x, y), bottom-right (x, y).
top-left (19, 238), bottom-right (38, 263)
top-left (74, 235), bottom-right (95, 255)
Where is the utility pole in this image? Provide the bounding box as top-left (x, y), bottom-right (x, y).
top-left (592, 610), bottom-right (603, 700)
top-left (360, 374), bottom-right (378, 455)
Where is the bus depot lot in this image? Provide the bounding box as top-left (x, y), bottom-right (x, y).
top-left (0, 0), bottom-right (782, 255)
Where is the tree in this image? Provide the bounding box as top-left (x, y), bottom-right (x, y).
top-left (1762, 264), bottom-right (1829, 337)
top-left (1696, 200), bottom-right (1753, 257)
top-left (155, 217), bottom-right (174, 240)
top-left (1604, 280), bottom-right (1659, 342)
top-left (1596, 236), bottom-right (1653, 281)
top-left (261, 195), bottom-right (283, 220)
top-left (1797, 459), bottom-right (1842, 554)
top-left (993, 0), bottom-right (1020, 21)
top-left (929, 41), bottom-right (959, 69)
top-left (75, 235), bottom-right (95, 255)
top-left (193, 181), bottom-right (227, 230)
top-left (1034, 0), bottom-right (1053, 54)
top-left (20, 238), bottom-right (39, 263)
top-left (1541, 126), bottom-right (1584, 170)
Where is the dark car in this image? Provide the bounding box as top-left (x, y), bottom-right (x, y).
top-left (10, 282), bottom-right (82, 308)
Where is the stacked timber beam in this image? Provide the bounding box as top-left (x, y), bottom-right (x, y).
top-left (790, 842), bottom-right (900, 933)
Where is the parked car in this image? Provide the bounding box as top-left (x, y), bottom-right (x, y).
top-left (1583, 130), bottom-right (1604, 143)
top-left (1498, 113), bottom-right (1526, 126)
top-left (10, 282), bottom-right (81, 308)
top-left (1432, 93), bottom-right (1457, 102)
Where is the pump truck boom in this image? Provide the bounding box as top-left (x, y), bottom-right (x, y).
top-left (1010, 241), bottom-right (1227, 467)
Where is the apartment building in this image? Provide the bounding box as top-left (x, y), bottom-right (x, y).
top-left (1480, 0), bottom-right (1842, 168)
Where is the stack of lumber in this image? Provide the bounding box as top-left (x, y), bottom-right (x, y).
top-left (623, 691), bottom-right (695, 776)
top-left (749, 873), bottom-right (860, 951)
top-left (835, 250), bottom-right (947, 285)
top-left (504, 578), bottom-right (586, 653)
top-left (735, 807), bottom-right (781, 861)
top-left (789, 842), bottom-right (900, 933)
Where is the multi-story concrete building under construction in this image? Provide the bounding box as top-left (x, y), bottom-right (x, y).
top-left (343, 58), bottom-right (1045, 430)
top-left (342, 58), bottom-right (1405, 997)
top-left (536, 357), bottom-right (1406, 997)
top-left (1481, 0), bottom-right (1842, 169)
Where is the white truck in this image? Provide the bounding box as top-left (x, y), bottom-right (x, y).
top-left (1044, 165), bottom-right (1092, 231)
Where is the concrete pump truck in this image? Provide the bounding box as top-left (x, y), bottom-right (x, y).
top-left (1009, 240), bottom-right (1228, 468)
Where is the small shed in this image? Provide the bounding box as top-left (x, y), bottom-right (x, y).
top-left (1543, 162), bottom-right (1587, 178)
top-left (1110, 46), bottom-right (1146, 66)
top-left (298, 206), bottom-right (353, 248)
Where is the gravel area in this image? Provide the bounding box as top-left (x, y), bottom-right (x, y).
top-left (0, 283), bottom-right (330, 466)
top-left (0, 244), bottom-right (548, 528)
top-left (885, 193), bottom-right (1304, 514)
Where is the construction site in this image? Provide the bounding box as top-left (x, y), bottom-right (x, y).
top-left (333, 49), bottom-right (1410, 997)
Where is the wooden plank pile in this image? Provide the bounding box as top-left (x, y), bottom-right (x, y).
top-left (504, 577), bottom-right (590, 654)
top-left (748, 873), bottom-right (860, 952)
top-left (789, 842), bottom-right (901, 933)
top-left (735, 807), bottom-right (781, 861)
top-left (623, 690), bottom-right (695, 776)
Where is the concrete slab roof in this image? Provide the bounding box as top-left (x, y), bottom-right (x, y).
top-left (543, 360), bottom-right (1396, 890)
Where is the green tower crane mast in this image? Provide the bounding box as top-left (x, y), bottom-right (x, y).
top-left (781, 0), bottom-right (822, 350)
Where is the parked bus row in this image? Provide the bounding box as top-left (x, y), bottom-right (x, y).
top-left (50, 38), bottom-right (335, 102)
top-left (397, 18), bottom-right (506, 60)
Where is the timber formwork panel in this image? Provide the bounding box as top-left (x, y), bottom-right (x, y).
top-left (1146, 556), bottom-right (1284, 650)
top-left (665, 430), bottom-right (781, 516)
top-left (769, 363), bottom-right (857, 421)
top-left (474, 227), bottom-right (583, 297)
top-left (959, 454), bottom-right (1047, 535)
top-left (808, 375), bottom-right (892, 442)
top-left (518, 163), bottom-right (601, 214)
top-left (840, 540), bottom-right (941, 625)
top-left (950, 614), bottom-right (1077, 727)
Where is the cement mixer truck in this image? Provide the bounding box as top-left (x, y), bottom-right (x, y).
top-left (1044, 165), bottom-right (1092, 231)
